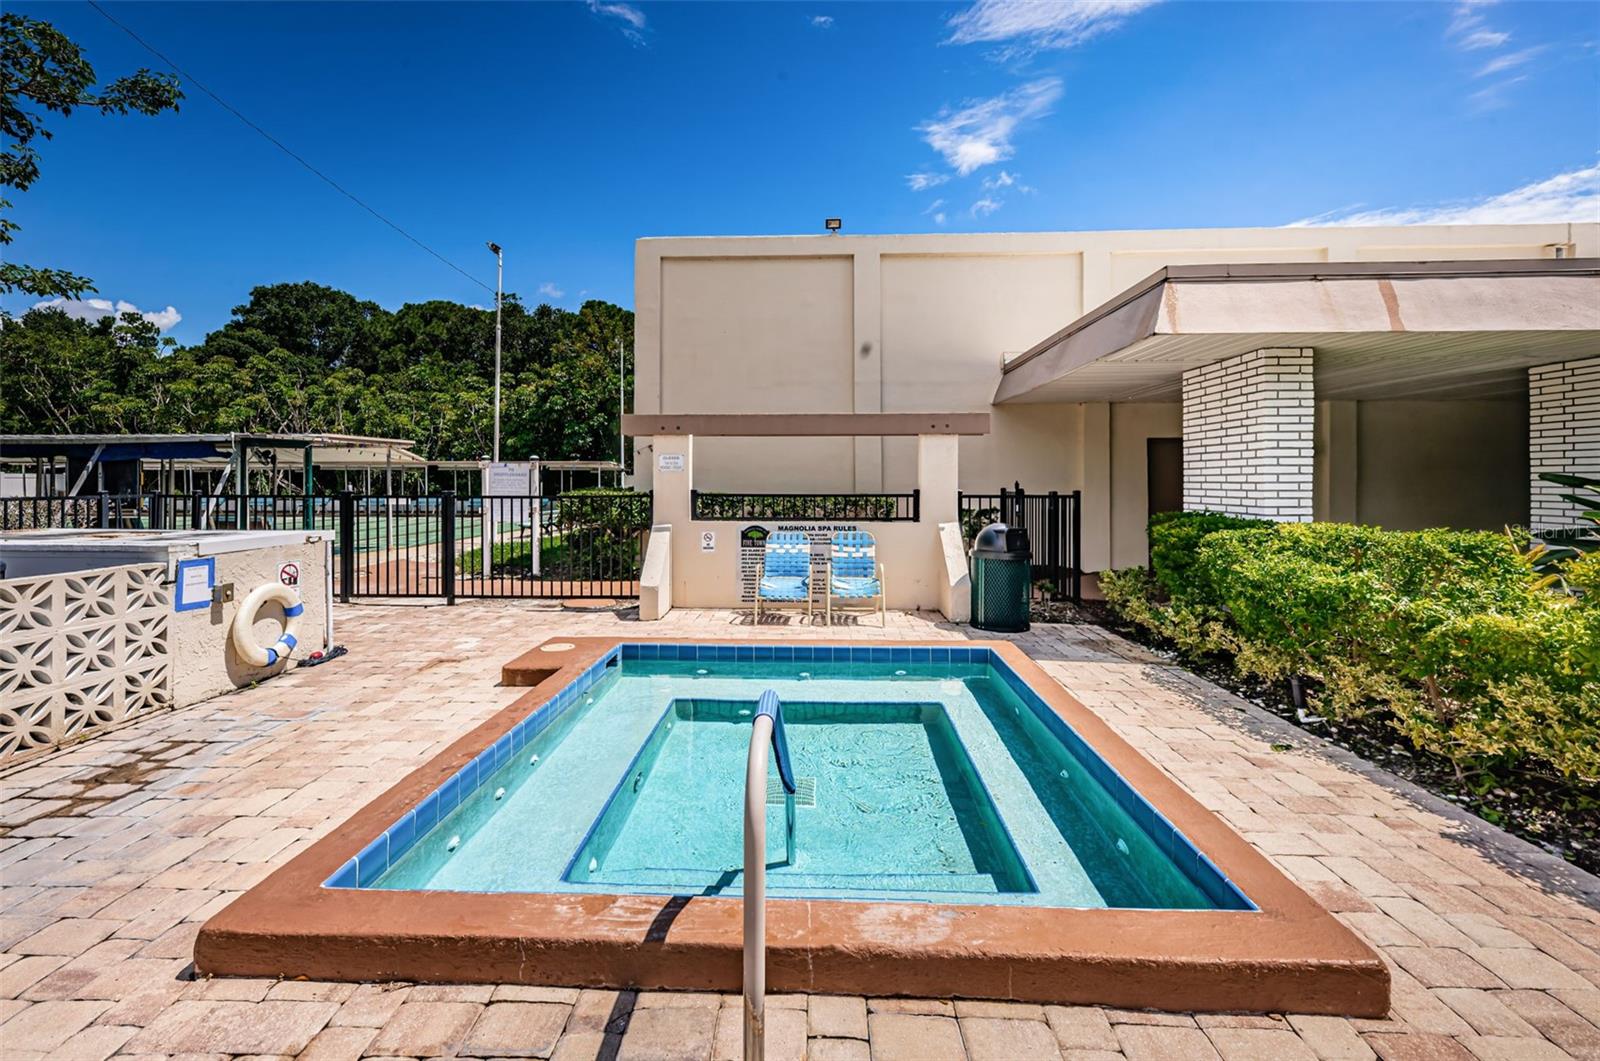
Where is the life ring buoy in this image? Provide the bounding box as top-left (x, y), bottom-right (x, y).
top-left (232, 582), bottom-right (305, 667)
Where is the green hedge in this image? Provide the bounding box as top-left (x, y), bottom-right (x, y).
top-left (1101, 513), bottom-right (1600, 785)
top-left (1147, 510), bottom-right (1271, 600)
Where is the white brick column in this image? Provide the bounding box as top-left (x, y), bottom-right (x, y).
top-left (1182, 348), bottom-right (1315, 521)
top-left (1530, 357), bottom-right (1600, 532)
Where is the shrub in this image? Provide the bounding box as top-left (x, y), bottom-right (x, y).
top-left (1103, 512), bottom-right (1600, 785)
top-left (1147, 510), bottom-right (1271, 601)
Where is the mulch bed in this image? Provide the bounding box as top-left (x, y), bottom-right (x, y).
top-left (1036, 598), bottom-right (1600, 877)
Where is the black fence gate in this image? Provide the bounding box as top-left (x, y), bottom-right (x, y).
top-left (331, 491), bottom-right (653, 602)
top-left (958, 484), bottom-right (1082, 602)
top-left (2, 490), bottom-right (653, 603)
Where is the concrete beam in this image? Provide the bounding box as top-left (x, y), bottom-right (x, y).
top-left (621, 413), bottom-right (990, 437)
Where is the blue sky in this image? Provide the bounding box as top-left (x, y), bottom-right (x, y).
top-left (8, 0), bottom-right (1599, 345)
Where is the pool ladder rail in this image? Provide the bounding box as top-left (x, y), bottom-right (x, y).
top-left (745, 689), bottom-right (796, 1061)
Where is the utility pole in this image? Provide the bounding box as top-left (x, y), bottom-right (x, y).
top-left (487, 242), bottom-right (504, 463)
top-left (618, 337), bottom-right (626, 484)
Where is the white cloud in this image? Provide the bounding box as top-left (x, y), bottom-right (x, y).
top-left (1448, 1), bottom-right (1510, 50)
top-left (1469, 75), bottom-right (1527, 111)
top-left (947, 0), bottom-right (1157, 53)
top-left (538, 282), bottom-right (566, 300)
top-left (970, 196), bottom-right (1002, 218)
top-left (32, 297), bottom-right (182, 331)
top-left (810, 15), bottom-right (834, 28)
top-left (1285, 162), bottom-right (1600, 227)
top-left (918, 77), bottom-right (1061, 176)
top-left (981, 169), bottom-right (1033, 193)
top-left (906, 172), bottom-right (950, 191)
top-left (1477, 45), bottom-right (1543, 76)
top-left (587, 1), bottom-right (646, 43)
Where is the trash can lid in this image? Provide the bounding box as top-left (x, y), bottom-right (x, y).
top-left (972, 522), bottom-right (1031, 559)
top-left (973, 522), bottom-right (1010, 553)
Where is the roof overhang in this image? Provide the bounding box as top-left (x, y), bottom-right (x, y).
top-left (994, 259), bottom-right (1600, 403)
top-left (0, 432), bottom-right (420, 465)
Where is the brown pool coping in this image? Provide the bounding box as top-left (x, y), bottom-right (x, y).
top-left (195, 637), bottom-right (1389, 1016)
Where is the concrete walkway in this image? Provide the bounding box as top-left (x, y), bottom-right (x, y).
top-left (2, 603), bottom-right (1597, 1060)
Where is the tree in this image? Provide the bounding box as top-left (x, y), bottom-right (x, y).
top-left (203, 282), bottom-right (383, 372)
top-left (1, 12), bottom-right (182, 298)
top-left (1, 279), bottom-right (635, 472)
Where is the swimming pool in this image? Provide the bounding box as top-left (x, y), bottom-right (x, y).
top-left (359, 648), bottom-right (1249, 911)
top-left (197, 638), bottom-right (1387, 1015)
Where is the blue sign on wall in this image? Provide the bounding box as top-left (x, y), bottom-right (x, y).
top-left (174, 557), bottom-right (215, 612)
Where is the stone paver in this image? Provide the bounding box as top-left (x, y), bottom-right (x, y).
top-left (364, 1000), bottom-right (481, 1056)
top-left (960, 1015), bottom-right (1064, 1060)
top-left (615, 1003), bottom-right (718, 1061)
top-left (809, 994), bottom-right (869, 1040)
top-left (1116, 1023), bottom-right (1223, 1061)
top-left (0, 998), bottom-right (111, 1053)
top-left (121, 999), bottom-right (337, 1054)
top-left (459, 1001), bottom-right (569, 1058)
top-left (866, 1012), bottom-right (967, 1061)
top-left (0, 602), bottom-right (1596, 1060)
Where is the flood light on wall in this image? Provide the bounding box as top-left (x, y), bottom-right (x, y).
top-left (824, 218), bottom-right (842, 233)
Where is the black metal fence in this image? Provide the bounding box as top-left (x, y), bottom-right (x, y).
top-left (0, 492), bottom-right (328, 533)
top-left (3, 490), bottom-right (653, 602)
top-left (455, 492), bottom-right (653, 601)
top-left (690, 490), bottom-right (920, 522)
top-left (6, 486), bottom-right (1079, 604)
top-left (958, 484), bottom-right (1082, 602)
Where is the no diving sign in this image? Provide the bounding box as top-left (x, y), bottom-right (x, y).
top-left (279, 562), bottom-right (300, 587)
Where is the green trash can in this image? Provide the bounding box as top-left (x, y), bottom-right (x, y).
top-left (970, 523), bottom-right (1031, 633)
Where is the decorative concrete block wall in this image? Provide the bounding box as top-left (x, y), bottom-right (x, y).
top-left (0, 564), bottom-right (172, 762)
top-left (1530, 357), bottom-right (1600, 532)
top-left (1182, 348), bottom-right (1315, 521)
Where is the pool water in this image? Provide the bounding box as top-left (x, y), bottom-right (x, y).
top-left (369, 652), bottom-right (1251, 910)
top-left (567, 700), bottom-right (1033, 898)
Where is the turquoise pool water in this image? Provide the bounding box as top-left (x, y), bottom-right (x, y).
top-left (355, 647), bottom-right (1251, 910)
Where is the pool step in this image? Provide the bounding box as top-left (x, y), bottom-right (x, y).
top-left (583, 865), bottom-right (1011, 896)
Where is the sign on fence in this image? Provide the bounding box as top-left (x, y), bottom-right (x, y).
top-left (481, 461), bottom-right (540, 580)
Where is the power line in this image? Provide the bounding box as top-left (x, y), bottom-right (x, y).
top-left (86, 0), bottom-right (494, 294)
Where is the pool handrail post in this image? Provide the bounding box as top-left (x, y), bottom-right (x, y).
top-left (744, 711), bottom-right (770, 1061)
top-left (746, 690), bottom-right (796, 1061)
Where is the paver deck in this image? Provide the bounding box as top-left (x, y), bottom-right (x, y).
top-left (2, 601), bottom-right (1597, 1060)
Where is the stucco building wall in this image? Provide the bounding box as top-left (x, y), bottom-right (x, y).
top-left (1355, 400), bottom-right (1529, 531)
top-left (173, 538), bottom-right (331, 705)
top-left (636, 223), bottom-right (1595, 569)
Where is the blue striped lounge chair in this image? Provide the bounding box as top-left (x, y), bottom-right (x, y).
top-left (753, 530), bottom-right (813, 624)
top-left (826, 530), bottom-right (886, 627)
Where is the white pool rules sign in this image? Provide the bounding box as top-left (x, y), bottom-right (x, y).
top-left (480, 460), bottom-right (540, 579)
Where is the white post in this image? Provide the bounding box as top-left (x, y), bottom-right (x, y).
top-left (490, 242), bottom-right (504, 463)
top-left (619, 338), bottom-right (626, 481)
top-left (744, 713), bottom-right (770, 1061)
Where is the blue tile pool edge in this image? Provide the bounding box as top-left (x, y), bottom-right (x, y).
top-left (324, 645), bottom-right (625, 891)
top-left (325, 642), bottom-right (1255, 912)
top-left (984, 652), bottom-right (1256, 911)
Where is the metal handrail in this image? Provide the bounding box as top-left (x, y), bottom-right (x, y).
top-left (744, 690), bottom-right (795, 1061)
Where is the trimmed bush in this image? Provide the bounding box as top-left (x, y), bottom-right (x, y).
top-left (1105, 512), bottom-right (1600, 785)
top-left (1147, 510), bottom-right (1271, 600)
